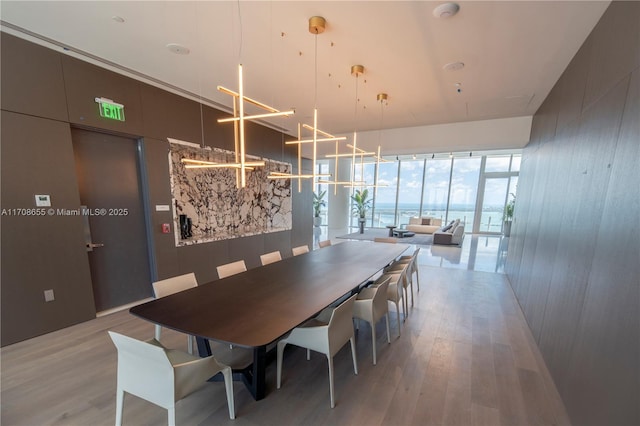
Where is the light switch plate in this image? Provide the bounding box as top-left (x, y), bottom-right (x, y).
top-left (44, 289), bottom-right (55, 302)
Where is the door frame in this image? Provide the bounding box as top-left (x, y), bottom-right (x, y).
top-left (71, 125), bottom-right (158, 310)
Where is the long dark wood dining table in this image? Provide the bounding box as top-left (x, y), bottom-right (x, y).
top-left (130, 240), bottom-right (409, 400)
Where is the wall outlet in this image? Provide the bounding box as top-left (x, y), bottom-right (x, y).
top-left (44, 289), bottom-right (55, 302)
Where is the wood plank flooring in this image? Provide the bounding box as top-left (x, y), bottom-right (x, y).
top-left (1, 265), bottom-right (571, 426)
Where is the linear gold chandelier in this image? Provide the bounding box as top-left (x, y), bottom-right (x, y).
top-left (183, 64), bottom-right (294, 188)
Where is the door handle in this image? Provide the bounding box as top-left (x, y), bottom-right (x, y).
top-left (86, 242), bottom-right (104, 251)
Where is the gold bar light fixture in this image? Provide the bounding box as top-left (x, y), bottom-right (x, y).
top-left (182, 64), bottom-right (294, 188)
top-left (342, 92), bottom-right (391, 189)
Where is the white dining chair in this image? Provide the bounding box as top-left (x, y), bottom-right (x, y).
top-left (318, 240), bottom-right (332, 248)
top-left (385, 260), bottom-right (415, 309)
top-left (216, 260), bottom-right (247, 279)
top-left (353, 276), bottom-right (391, 365)
top-left (371, 269), bottom-right (407, 337)
top-left (390, 247), bottom-right (421, 293)
top-left (152, 273), bottom-right (198, 354)
top-left (108, 331), bottom-right (235, 425)
top-left (277, 294), bottom-right (358, 408)
top-left (260, 250), bottom-right (282, 266)
top-left (292, 245), bottom-right (309, 256)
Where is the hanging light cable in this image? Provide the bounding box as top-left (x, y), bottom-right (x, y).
top-left (268, 16), bottom-right (339, 190)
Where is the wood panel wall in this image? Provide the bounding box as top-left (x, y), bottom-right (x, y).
top-left (0, 32), bottom-right (312, 346)
top-left (505, 2), bottom-right (639, 425)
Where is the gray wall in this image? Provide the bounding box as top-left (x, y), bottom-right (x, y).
top-left (505, 2), bottom-right (639, 425)
top-left (1, 33), bottom-right (312, 346)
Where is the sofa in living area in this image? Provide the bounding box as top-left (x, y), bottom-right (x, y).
top-left (433, 219), bottom-right (465, 246)
top-left (406, 217), bottom-right (443, 234)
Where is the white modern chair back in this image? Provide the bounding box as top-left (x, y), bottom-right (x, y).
top-left (353, 276), bottom-right (391, 365)
top-left (374, 237), bottom-right (397, 243)
top-left (108, 331), bottom-right (235, 425)
top-left (372, 277), bottom-right (391, 322)
top-left (385, 260), bottom-right (414, 310)
top-left (260, 250), bottom-right (282, 266)
top-left (152, 273), bottom-right (198, 353)
top-left (109, 331), bottom-right (174, 409)
top-left (318, 240), bottom-right (332, 248)
top-left (217, 260), bottom-right (247, 279)
top-left (292, 245), bottom-right (309, 256)
top-left (397, 246), bottom-right (420, 283)
top-left (152, 272), bottom-right (197, 298)
top-left (375, 271), bottom-right (405, 336)
top-left (327, 294), bottom-right (358, 356)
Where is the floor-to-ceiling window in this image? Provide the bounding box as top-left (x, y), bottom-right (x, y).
top-left (448, 156), bottom-right (481, 226)
top-left (351, 161), bottom-right (376, 228)
top-left (396, 159), bottom-right (425, 227)
top-left (371, 161), bottom-right (397, 228)
top-left (422, 158), bottom-right (452, 223)
top-left (346, 151), bottom-right (520, 234)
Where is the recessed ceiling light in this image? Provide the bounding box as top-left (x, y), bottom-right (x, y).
top-left (166, 43), bottom-right (190, 55)
top-left (433, 2), bottom-right (460, 19)
top-left (111, 16), bottom-right (125, 23)
top-left (443, 61), bottom-right (465, 71)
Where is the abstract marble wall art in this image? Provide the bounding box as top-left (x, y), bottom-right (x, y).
top-left (169, 142), bottom-right (292, 246)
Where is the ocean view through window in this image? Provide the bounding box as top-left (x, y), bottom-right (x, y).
top-left (347, 152), bottom-right (520, 234)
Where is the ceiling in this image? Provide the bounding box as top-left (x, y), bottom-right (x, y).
top-left (1, 1), bottom-right (609, 149)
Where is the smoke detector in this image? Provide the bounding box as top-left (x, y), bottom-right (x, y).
top-left (166, 43), bottom-right (190, 55)
top-left (433, 2), bottom-right (460, 18)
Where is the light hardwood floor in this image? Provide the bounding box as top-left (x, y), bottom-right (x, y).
top-left (1, 265), bottom-right (570, 426)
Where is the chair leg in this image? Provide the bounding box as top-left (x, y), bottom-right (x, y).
top-left (415, 267), bottom-right (420, 292)
top-left (222, 366), bottom-right (235, 420)
top-left (167, 406), bottom-right (176, 426)
top-left (410, 279), bottom-right (415, 307)
top-left (385, 313), bottom-right (391, 343)
top-left (395, 301), bottom-right (401, 336)
top-left (187, 335), bottom-right (194, 355)
top-left (327, 355), bottom-right (335, 408)
top-left (370, 321), bottom-right (377, 365)
top-left (115, 388), bottom-right (124, 426)
top-left (401, 289), bottom-right (407, 321)
top-left (276, 341), bottom-right (286, 389)
top-left (349, 336), bottom-right (358, 375)
top-left (306, 348), bottom-right (311, 361)
top-left (154, 324), bottom-right (161, 341)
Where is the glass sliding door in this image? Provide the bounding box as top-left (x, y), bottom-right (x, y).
top-left (478, 177), bottom-right (510, 233)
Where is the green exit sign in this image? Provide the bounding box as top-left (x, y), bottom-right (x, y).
top-left (95, 97), bottom-right (125, 121)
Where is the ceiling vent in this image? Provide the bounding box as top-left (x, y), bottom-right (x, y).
top-left (433, 2), bottom-right (460, 18)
